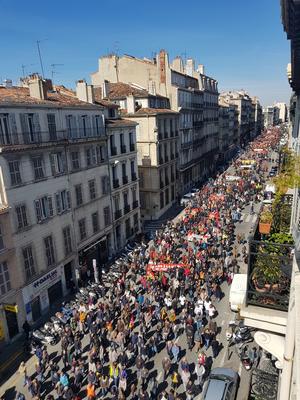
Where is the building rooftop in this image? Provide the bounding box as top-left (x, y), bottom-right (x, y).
top-left (106, 118), bottom-right (138, 127)
top-left (125, 107), bottom-right (179, 116)
top-left (0, 85), bottom-right (102, 109)
top-left (93, 82), bottom-right (168, 101)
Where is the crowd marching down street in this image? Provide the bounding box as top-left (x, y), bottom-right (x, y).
top-left (11, 128), bottom-right (280, 400)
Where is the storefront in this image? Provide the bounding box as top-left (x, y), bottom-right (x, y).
top-left (78, 235), bottom-right (108, 285)
top-left (22, 265), bottom-right (66, 322)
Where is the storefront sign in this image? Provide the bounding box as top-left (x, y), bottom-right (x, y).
top-left (3, 304), bottom-right (18, 313)
top-left (22, 266), bottom-right (62, 305)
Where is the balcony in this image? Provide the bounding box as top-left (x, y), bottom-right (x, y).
top-left (131, 172), bottom-right (137, 181)
top-left (114, 209), bottom-right (122, 220)
top-left (130, 143), bottom-right (135, 152)
top-left (171, 153), bottom-right (175, 160)
top-left (160, 180), bottom-right (164, 189)
top-left (121, 145), bottom-right (127, 154)
top-left (165, 155), bottom-right (169, 162)
top-left (122, 175), bottom-right (128, 185)
top-left (111, 146), bottom-right (117, 156)
top-left (124, 204), bottom-right (131, 214)
top-left (159, 157), bottom-right (164, 165)
top-left (182, 141), bottom-right (193, 149)
top-left (132, 200), bottom-right (139, 209)
top-left (113, 179), bottom-right (119, 189)
top-left (165, 178), bottom-right (169, 185)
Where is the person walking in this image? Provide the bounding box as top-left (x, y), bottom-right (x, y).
top-left (162, 356), bottom-right (171, 380)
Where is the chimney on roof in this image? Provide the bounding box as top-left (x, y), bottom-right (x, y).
top-left (28, 74), bottom-right (47, 100)
top-left (3, 79), bottom-right (12, 88)
top-left (76, 79), bottom-right (94, 104)
top-left (197, 64), bottom-right (205, 75)
top-left (186, 59), bottom-right (195, 77)
top-left (127, 95), bottom-right (136, 114)
top-left (102, 80), bottom-right (110, 98)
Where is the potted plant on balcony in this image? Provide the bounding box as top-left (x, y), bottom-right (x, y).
top-left (259, 210), bottom-right (272, 234)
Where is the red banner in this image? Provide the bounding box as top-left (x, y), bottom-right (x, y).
top-left (147, 263), bottom-right (188, 273)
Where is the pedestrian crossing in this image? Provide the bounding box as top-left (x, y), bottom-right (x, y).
top-left (240, 212), bottom-right (258, 224)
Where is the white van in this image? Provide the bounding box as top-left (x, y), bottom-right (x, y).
top-left (229, 274), bottom-right (247, 311)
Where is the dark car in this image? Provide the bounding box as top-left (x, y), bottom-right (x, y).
top-left (202, 368), bottom-right (239, 400)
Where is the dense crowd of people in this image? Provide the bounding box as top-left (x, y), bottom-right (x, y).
top-left (13, 130), bottom-right (279, 400)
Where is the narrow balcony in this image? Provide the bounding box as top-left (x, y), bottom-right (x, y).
top-left (131, 172), bottom-right (137, 181)
top-left (121, 145), bottom-right (127, 154)
top-left (122, 175), bottom-right (128, 185)
top-left (114, 209), bottom-right (122, 220)
top-left (160, 180), bottom-right (164, 189)
top-left (124, 204), bottom-right (131, 214)
top-left (132, 200), bottom-right (139, 209)
top-left (111, 146), bottom-right (117, 156)
top-left (113, 179), bottom-right (119, 189)
top-left (130, 143), bottom-right (135, 152)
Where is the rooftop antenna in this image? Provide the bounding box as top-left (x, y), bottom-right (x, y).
top-left (21, 63), bottom-right (36, 78)
top-left (50, 63), bottom-right (64, 80)
top-left (36, 39), bottom-right (48, 77)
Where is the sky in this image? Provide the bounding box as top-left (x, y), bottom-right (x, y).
top-left (0, 0), bottom-right (292, 107)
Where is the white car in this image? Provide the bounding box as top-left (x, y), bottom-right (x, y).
top-left (180, 193), bottom-right (194, 206)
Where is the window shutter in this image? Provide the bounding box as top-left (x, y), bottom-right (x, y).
top-left (35, 199), bottom-right (42, 222)
top-left (33, 114), bottom-right (41, 140)
top-left (20, 114), bottom-right (29, 143)
top-left (85, 116), bottom-right (91, 134)
top-left (61, 153), bottom-right (67, 172)
top-left (66, 190), bottom-right (71, 209)
top-left (71, 116), bottom-right (77, 137)
top-left (55, 193), bottom-right (62, 214)
top-left (48, 196), bottom-right (54, 217)
top-left (78, 116), bottom-right (84, 136)
top-left (50, 154), bottom-right (56, 175)
top-left (9, 114), bottom-right (18, 144)
top-left (92, 116), bottom-right (96, 136)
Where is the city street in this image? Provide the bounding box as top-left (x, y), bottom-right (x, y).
top-left (0, 160), bottom-right (268, 400)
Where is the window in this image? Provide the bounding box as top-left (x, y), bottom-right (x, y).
top-left (44, 235), bottom-right (56, 267)
top-left (55, 190), bottom-right (71, 214)
top-left (75, 184), bottom-right (83, 206)
top-left (16, 204), bottom-right (29, 229)
top-left (94, 115), bottom-right (104, 136)
top-left (123, 191), bottom-right (129, 206)
top-left (0, 113), bottom-right (17, 144)
top-left (66, 115), bottom-right (77, 138)
top-left (71, 151), bottom-right (80, 171)
top-left (62, 226), bottom-right (72, 257)
top-left (89, 179), bottom-right (97, 200)
top-left (35, 196), bottom-right (53, 222)
top-left (23, 245), bottom-right (35, 280)
top-left (0, 225), bottom-right (3, 251)
top-left (50, 152), bottom-right (66, 175)
top-left (20, 113), bottom-right (41, 143)
top-left (0, 261), bottom-right (11, 295)
top-left (131, 186), bottom-right (137, 202)
top-left (8, 160), bottom-right (22, 185)
top-left (101, 176), bottom-right (110, 195)
top-left (92, 212), bottom-right (99, 233)
top-left (104, 206), bottom-right (111, 227)
top-left (165, 188), bottom-right (169, 205)
top-left (125, 218), bottom-right (131, 238)
top-left (32, 156), bottom-right (45, 180)
top-left (78, 218), bottom-right (87, 240)
top-left (134, 213), bottom-right (139, 232)
top-left (160, 192), bottom-right (164, 209)
top-left (47, 114), bottom-right (57, 140)
top-left (85, 145), bottom-right (104, 167)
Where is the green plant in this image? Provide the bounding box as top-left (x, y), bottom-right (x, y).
top-left (253, 251), bottom-right (282, 285)
top-left (268, 232), bottom-right (294, 245)
top-left (259, 210), bottom-right (272, 224)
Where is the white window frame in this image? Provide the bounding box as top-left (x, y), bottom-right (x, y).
top-left (55, 190), bottom-right (71, 214)
top-left (0, 261), bottom-right (11, 295)
top-left (44, 235), bottom-right (56, 267)
top-left (16, 204), bottom-right (29, 230)
top-left (22, 245), bottom-right (35, 280)
top-left (62, 226), bottom-right (72, 257)
top-left (8, 160), bottom-right (22, 186)
top-left (32, 156), bottom-right (45, 180)
top-left (35, 196), bottom-right (54, 223)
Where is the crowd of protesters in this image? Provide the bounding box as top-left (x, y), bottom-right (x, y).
top-left (14, 130), bottom-right (279, 400)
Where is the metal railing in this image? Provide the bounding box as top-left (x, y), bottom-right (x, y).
top-left (124, 204), bottom-right (131, 214)
top-left (114, 209), bottom-right (122, 220)
top-left (113, 179), bottom-right (119, 189)
top-left (132, 200), bottom-right (139, 209)
top-left (131, 172), bottom-right (137, 181)
top-left (122, 176), bottom-right (128, 185)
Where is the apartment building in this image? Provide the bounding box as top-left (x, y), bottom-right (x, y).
top-left (274, 101), bottom-right (288, 123)
top-left (263, 105), bottom-right (280, 127)
top-left (93, 81), bottom-right (179, 220)
top-left (91, 50), bottom-right (219, 193)
top-left (220, 91), bottom-right (256, 147)
top-left (253, 97), bottom-right (263, 137)
top-left (0, 75), bottom-right (140, 343)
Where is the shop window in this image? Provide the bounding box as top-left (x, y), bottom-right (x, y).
top-left (0, 261), bottom-right (11, 295)
top-left (22, 245), bottom-right (35, 280)
top-left (44, 235), bottom-right (56, 267)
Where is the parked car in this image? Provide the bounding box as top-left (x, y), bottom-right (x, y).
top-left (202, 368), bottom-right (239, 400)
top-left (180, 192), bottom-right (194, 206)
